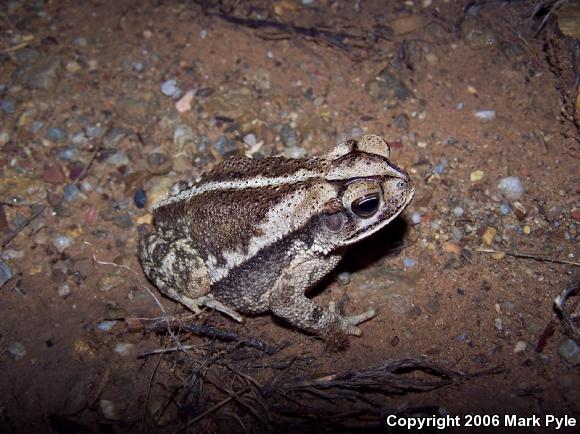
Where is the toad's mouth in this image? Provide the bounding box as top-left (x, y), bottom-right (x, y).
top-left (344, 186), bottom-right (415, 245)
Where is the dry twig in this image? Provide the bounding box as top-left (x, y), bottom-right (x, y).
top-left (146, 319), bottom-right (282, 355)
top-left (554, 281), bottom-right (580, 344)
top-left (477, 248), bottom-right (580, 267)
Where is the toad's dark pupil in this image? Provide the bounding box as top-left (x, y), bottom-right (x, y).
top-left (352, 194), bottom-right (380, 218)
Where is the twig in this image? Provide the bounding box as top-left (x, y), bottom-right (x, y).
top-left (147, 319), bottom-right (282, 355)
top-left (1, 204), bottom-right (45, 248)
top-left (73, 138), bottom-right (102, 185)
top-left (173, 388), bottom-right (250, 434)
top-left (0, 42), bottom-right (29, 53)
top-left (140, 353), bottom-right (163, 434)
top-left (536, 318), bottom-right (557, 352)
top-left (477, 248), bottom-right (579, 266)
top-left (137, 345), bottom-right (203, 358)
top-left (554, 281), bottom-right (580, 343)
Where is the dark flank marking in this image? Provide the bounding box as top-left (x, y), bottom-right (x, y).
top-left (211, 230), bottom-right (308, 313)
top-left (154, 179), bottom-right (323, 264)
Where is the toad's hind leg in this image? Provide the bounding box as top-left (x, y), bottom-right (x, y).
top-left (138, 232), bottom-right (243, 322)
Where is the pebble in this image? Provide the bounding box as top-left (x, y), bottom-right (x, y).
top-left (425, 300), bottom-right (440, 315)
top-left (51, 235), bottom-right (73, 252)
top-left (558, 338), bottom-right (580, 365)
top-left (56, 146), bottom-right (79, 162)
top-left (1, 250), bottom-right (24, 261)
top-left (336, 272), bottom-right (351, 286)
top-left (146, 152), bottom-right (171, 175)
top-left (18, 57), bottom-right (62, 91)
top-left (513, 341), bottom-right (527, 353)
top-left (481, 227), bottom-right (497, 246)
top-left (132, 62), bottom-right (144, 72)
top-left (173, 125), bottom-right (198, 149)
top-left (282, 146), bottom-right (307, 159)
top-left (105, 150), bottom-right (129, 167)
top-left (0, 130), bottom-right (9, 146)
top-left (7, 342), bottom-right (27, 360)
top-left (160, 79), bottom-right (181, 98)
top-left (196, 87), bottom-right (214, 98)
top-left (498, 176), bottom-right (524, 200)
top-left (74, 37), bottom-right (87, 47)
top-left (112, 213), bottom-right (133, 229)
top-left (172, 155), bottom-right (192, 172)
top-left (0, 259), bottom-right (14, 288)
top-left (403, 257), bottom-right (416, 268)
top-left (407, 305), bottom-right (422, 319)
top-left (470, 170), bottom-right (484, 182)
top-left (391, 14), bottom-right (424, 36)
top-left (443, 242), bottom-right (462, 256)
top-left (66, 61), bottom-right (81, 73)
top-left (499, 203), bottom-right (511, 215)
top-left (103, 127), bottom-right (131, 148)
top-left (175, 89), bottom-right (195, 113)
top-left (114, 343), bottom-right (135, 357)
top-left (451, 227), bottom-right (463, 241)
top-left (47, 127), bottom-right (67, 142)
top-left (513, 201), bottom-right (527, 220)
top-left (394, 113), bottom-right (409, 129)
top-left (474, 110), bottom-right (496, 122)
top-left (97, 320), bottom-right (117, 332)
top-left (63, 184), bottom-right (81, 202)
top-left (461, 17), bottom-right (497, 49)
top-left (494, 317), bottom-right (503, 331)
top-left (433, 164), bottom-right (445, 175)
top-left (1, 98), bottom-right (15, 114)
top-left (279, 124), bottom-right (299, 147)
top-left (100, 400), bottom-right (120, 420)
top-left (98, 273), bottom-right (125, 292)
top-left (243, 133), bottom-right (257, 147)
top-left (42, 164), bottom-right (66, 184)
top-left (57, 283), bottom-right (71, 297)
top-left (134, 189), bottom-right (147, 209)
top-left (365, 69), bottom-right (412, 103)
top-left (453, 207), bottom-right (464, 218)
top-left (86, 126), bottom-right (105, 138)
top-left (214, 135), bottom-right (238, 156)
top-left (410, 212), bottom-right (422, 224)
top-left (30, 121), bottom-right (44, 133)
top-left (456, 102), bottom-right (465, 110)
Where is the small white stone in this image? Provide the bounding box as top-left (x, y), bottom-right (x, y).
top-left (513, 341), bottom-right (527, 353)
top-left (474, 110), bottom-right (495, 121)
top-left (411, 212), bottom-right (422, 224)
top-left (57, 283), bottom-right (71, 297)
top-left (498, 176), bottom-right (524, 201)
top-left (114, 343), bottom-right (135, 357)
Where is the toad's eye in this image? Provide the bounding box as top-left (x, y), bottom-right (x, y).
top-left (351, 194), bottom-right (380, 218)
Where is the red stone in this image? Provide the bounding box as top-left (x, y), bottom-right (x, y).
top-left (42, 164), bottom-right (66, 184)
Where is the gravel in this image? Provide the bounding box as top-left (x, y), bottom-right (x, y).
top-left (498, 176), bottom-right (524, 200)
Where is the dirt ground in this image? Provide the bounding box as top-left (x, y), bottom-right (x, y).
top-left (0, 0), bottom-right (578, 433)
